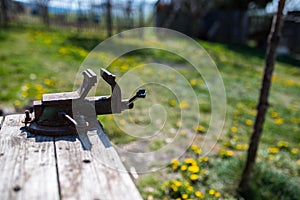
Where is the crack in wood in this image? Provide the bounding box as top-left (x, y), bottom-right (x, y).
top-left (53, 139), bottom-right (62, 200)
top-left (0, 114), bottom-right (142, 200)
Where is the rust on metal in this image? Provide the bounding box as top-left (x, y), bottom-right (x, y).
top-left (24, 68), bottom-right (146, 136)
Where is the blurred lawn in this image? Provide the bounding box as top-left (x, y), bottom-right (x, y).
top-left (0, 24), bottom-right (299, 199)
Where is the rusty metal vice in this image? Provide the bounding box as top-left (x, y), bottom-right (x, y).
top-left (23, 68), bottom-right (146, 136)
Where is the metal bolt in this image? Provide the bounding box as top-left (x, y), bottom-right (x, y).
top-left (23, 110), bottom-right (31, 125)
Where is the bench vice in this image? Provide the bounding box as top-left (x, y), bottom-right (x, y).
top-left (23, 68), bottom-right (146, 136)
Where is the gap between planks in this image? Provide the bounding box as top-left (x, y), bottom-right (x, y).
top-left (0, 114), bottom-right (142, 200)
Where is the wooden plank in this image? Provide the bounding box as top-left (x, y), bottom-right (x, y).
top-left (0, 114), bottom-right (59, 200)
top-left (55, 124), bottom-right (143, 200)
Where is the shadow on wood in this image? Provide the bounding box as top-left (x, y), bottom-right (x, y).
top-left (21, 121), bottom-right (112, 151)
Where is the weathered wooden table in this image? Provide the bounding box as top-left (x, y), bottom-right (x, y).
top-left (0, 114), bottom-right (142, 200)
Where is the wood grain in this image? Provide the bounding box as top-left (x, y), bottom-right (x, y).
top-left (55, 125), bottom-right (142, 200)
top-left (0, 115), bottom-right (59, 200)
top-left (0, 115), bottom-right (142, 200)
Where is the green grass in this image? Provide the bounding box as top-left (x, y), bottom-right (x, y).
top-left (1, 24), bottom-right (300, 199)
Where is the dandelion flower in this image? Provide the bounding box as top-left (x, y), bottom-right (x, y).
top-left (179, 101), bottom-right (189, 109)
top-left (187, 186), bottom-right (193, 192)
top-left (199, 156), bottom-right (209, 162)
top-left (188, 165), bottom-right (200, 173)
top-left (194, 125), bottom-right (206, 133)
top-left (195, 191), bottom-right (205, 199)
top-left (231, 126), bottom-right (238, 133)
top-left (189, 174), bottom-right (198, 181)
top-left (208, 189), bottom-right (216, 195)
top-left (191, 145), bottom-right (202, 154)
top-left (189, 79), bottom-right (197, 86)
top-left (215, 192), bottom-right (221, 197)
top-left (268, 147), bottom-right (279, 154)
top-left (226, 150), bottom-right (233, 157)
top-left (119, 120), bottom-right (126, 126)
top-left (182, 194), bottom-right (188, 199)
top-left (271, 111), bottom-right (279, 118)
top-left (291, 148), bottom-right (298, 154)
top-left (171, 185), bottom-right (178, 192)
top-left (169, 100), bottom-right (177, 107)
top-left (277, 141), bottom-right (289, 149)
top-left (245, 119), bottom-right (253, 126)
top-left (184, 158), bottom-right (197, 165)
top-left (171, 159), bottom-right (179, 170)
top-left (174, 180), bottom-right (182, 187)
top-left (181, 165), bottom-right (187, 171)
top-left (274, 118), bottom-right (284, 125)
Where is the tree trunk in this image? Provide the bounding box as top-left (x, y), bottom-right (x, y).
top-left (238, 0), bottom-right (285, 197)
top-left (42, 5), bottom-right (50, 27)
top-left (39, 3), bottom-right (50, 27)
top-left (0, 0), bottom-right (9, 25)
top-left (106, 0), bottom-right (112, 37)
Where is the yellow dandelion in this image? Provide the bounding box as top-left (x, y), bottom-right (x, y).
top-left (226, 150), bottom-right (233, 157)
top-left (171, 185), bottom-right (178, 192)
top-left (291, 148), bottom-right (298, 154)
top-left (35, 84), bottom-right (43, 91)
top-left (182, 194), bottom-right (188, 199)
top-left (58, 47), bottom-right (68, 55)
top-left (291, 117), bottom-right (299, 124)
top-left (271, 111), bottom-right (279, 118)
top-left (215, 192), bottom-right (221, 197)
top-left (44, 78), bottom-right (56, 87)
top-left (208, 189), bottom-right (216, 195)
top-left (236, 144), bottom-right (248, 151)
top-left (174, 180), bottom-right (182, 187)
top-left (189, 79), bottom-right (197, 86)
top-left (120, 64), bottom-right (128, 72)
top-left (195, 191), bottom-right (205, 199)
top-left (184, 158), bottom-right (197, 165)
top-left (119, 120), bottom-right (126, 126)
top-left (21, 83), bottom-right (30, 91)
top-left (189, 174), bottom-right (198, 181)
top-left (194, 125), bottom-right (206, 133)
top-left (274, 118), bottom-right (284, 125)
top-left (297, 159), bottom-right (300, 166)
top-left (199, 156), bottom-right (209, 162)
top-left (245, 119), bottom-right (253, 126)
top-left (14, 100), bottom-right (21, 107)
top-left (231, 126), bottom-right (238, 133)
top-left (181, 165), bottom-right (187, 171)
top-left (187, 186), bottom-right (193, 192)
top-left (21, 91), bottom-right (28, 98)
top-left (284, 79), bottom-right (295, 86)
top-left (179, 101), bottom-right (190, 109)
top-left (191, 145), bottom-right (202, 154)
top-left (277, 141), bottom-right (289, 149)
top-left (169, 100), bottom-right (177, 107)
top-left (188, 165), bottom-right (200, 173)
top-left (233, 135), bottom-right (239, 141)
top-left (249, 109), bottom-right (256, 116)
top-left (43, 38), bottom-right (52, 45)
top-left (171, 159), bottom-right (179, 170)
top-left (268, 147), bottom-right (279, 154)
top-left (237, 103), bottom-right (244, 109)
